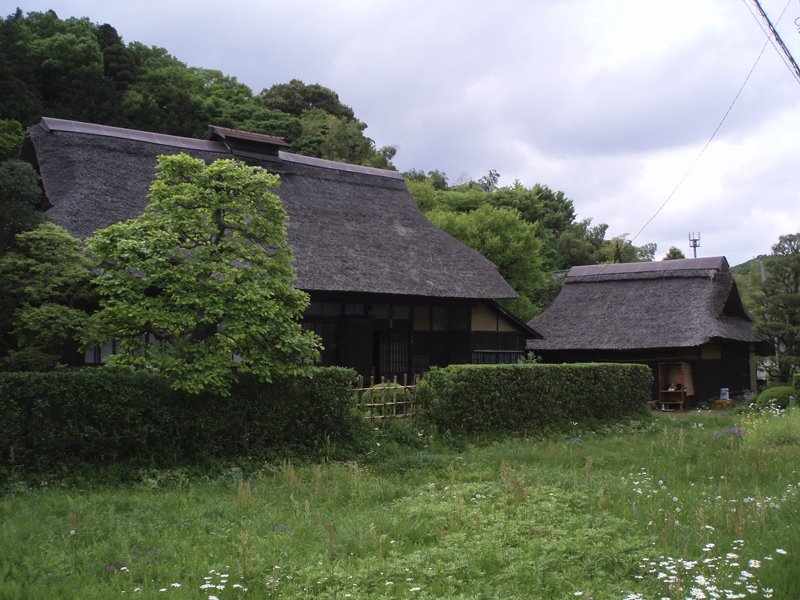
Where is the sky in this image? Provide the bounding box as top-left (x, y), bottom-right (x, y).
top-left (6, 0), bottom-right (800, 266)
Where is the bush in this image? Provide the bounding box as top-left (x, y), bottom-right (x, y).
top-left (0, 367), bottom-right (361, 473)
top-left (793, 372), bottom-right (800, 394)
top-left (756, 385), bottom-right (795, 411)
top-left (417, 363), bottom-right (652, 435)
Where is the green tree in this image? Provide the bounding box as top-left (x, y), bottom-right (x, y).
top-left (731, 257), bottom-right (768, 316)
top-left (755, 233), bottom-right (800, 382)
top-left (123, 65), bottom-right (205, 136)
top-left (0, 159), bottom-right (44, 255)
top-left (491, 182), bottom-right (576, 234)
top-left (663, 246), bottom-right (686, 260)
top-left (477, 169), bottom-right (500, 192)
top-left (427, 205), bottom-right (546, 320)
top-left (85, 154), bottom-right (320, 395)
top-left (292, 108), bottom-right (392, 167)
top-left (0, 222), bottom-right (94, 370)
top-left (29, 16), bottom-right (107, 122)
top-left (259, 79), bottom-right (356, 121)
top-left (95, 23), bottom-right (137, 91)
top-left (0, 9), bottom-right (43, 125)
top-left (555, 219), bottom-right (609, 269)
top-left (601, 236), bottom-right (656, 264)
top-left (0, 119), bottom-right (24, 160)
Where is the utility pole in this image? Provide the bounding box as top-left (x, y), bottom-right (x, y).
top-left (689, 232), bottom-right (701, 258)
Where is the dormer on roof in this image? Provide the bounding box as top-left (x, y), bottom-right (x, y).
top-left (209, 125), bottom-right (290, 157)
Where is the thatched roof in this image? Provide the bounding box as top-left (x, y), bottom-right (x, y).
top-left (25, 117), bottom-right (516, 300)
top-left (527, 257), bottom-right (761, 351)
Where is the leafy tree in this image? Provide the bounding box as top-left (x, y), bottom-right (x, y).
top-left (85, 154), bottom-right (320, 395)
top-left (123, 65), bottom-right (206, 136)
top-left (663, 246), bottom-right (686, 260)
top-left (0, 9), bottom-right (43, 124)
top-left (0, 222), bottom-right (94, 370)
top-left (491, 182), bottom-right (576, 234)
top-left (404, 176), bottom-right (437, 213)
top-left (0, 159), bottom-right (44, 255)
top-left (405, 169), bottom-right (449, 190)
top-left (95, 23), bottom-right (137, 91)
top-left (29, 17), bottom-right (107, 122)
top-left (755, 233), bottom-right (800, 382)
top-left (126, 41), bottom-right (185, 71)
top-left (0, 119), bottom-right (24, 160)
top-left (600, 236), bottom-right (656, 264)
top-left (553, 219), bottom-right (608, 269)
top-left (731, 257), bottom-right (768, 316)
top-left (260, 79), bottom-right (356, 121)
top-left (427, 205), bottom-right (546, 320)
top-left (477, 169), bottom-right (500, 192)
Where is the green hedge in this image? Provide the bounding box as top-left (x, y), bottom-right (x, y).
top-left (0, 367), bottom-right (359, 472)
top-left (417, 363), bottom-right (652, 434)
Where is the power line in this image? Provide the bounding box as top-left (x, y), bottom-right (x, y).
top-left (744, 0), bottom-right (800, 85)
top-left (629, 0), bottom-right (793, 245)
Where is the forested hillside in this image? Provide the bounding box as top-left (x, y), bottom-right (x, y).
top-left (0, 8), bottom-right (395, 168)
top-left (0, 7), bottom-right (658, 323)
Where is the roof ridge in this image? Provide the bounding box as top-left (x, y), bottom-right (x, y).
top-left (38, 117), bottom-right (402, 180)
top-left (567, 257), bottom-right (729, 279)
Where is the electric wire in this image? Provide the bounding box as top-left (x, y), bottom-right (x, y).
top-left (628, 0), bottom-right (793, 245)
top-left (741, 0), bottom-right (800, 85)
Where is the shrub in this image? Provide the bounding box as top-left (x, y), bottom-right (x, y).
top-left (793, 372), bottom-right (800, 394)
top-left (756, 385), bottom-right (795, 411)
top-left (0, 367), bottom-right (360, 473)
top-left (417, 363), bottom-right (652, 435)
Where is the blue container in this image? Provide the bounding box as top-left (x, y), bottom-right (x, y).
top-left (720, 388), bottom-right (730, 401)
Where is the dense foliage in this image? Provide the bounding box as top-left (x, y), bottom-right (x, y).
top-left (0, 222), bottom-right (94, 369)
top-left (0, 159), bottom-right (44, 256)
top-left (0, 367), bottom-right (360, 473)
top-left (427, 204), bottom-right (546, 318)
top-left (663, 245), bottom-right (686, 260)
top-left (405, 172), bottom-right (656, 320)
top-left (417, 363), bottom-right (652, 434)
top-left (753, 233), bottom-right (800, 383)
top-left (0, 9), bottom-right (395, 168)
top-left (86, 154), bottom-right (320, 395)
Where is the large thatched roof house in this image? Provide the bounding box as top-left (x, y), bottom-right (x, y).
top-left (527, 257), bottom-right (764, 405)
top-left (24, 117), bottom-right (537, 380)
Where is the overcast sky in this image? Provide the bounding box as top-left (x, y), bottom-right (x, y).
top-left (7, 0), bottom-right (800, 265)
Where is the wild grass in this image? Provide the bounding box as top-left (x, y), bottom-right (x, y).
top-left (2, 410), bottom-right (798, 599)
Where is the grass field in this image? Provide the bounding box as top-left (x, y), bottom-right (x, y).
top-left (2, 409), bottom-right (799, 599)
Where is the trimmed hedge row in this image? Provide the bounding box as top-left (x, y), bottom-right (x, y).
top-left (0, 367), bottom-right (360, 471)
top-left (417, 363), bottom-right (652, 434)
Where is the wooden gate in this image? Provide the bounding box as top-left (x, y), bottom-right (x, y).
top-left (354, 374), bottom-right (419, 419)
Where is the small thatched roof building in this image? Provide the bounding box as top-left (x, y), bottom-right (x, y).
top-left (24, 117), bottom-right (536, 379)
top-left (527, 257), bottom-right (764, 404)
